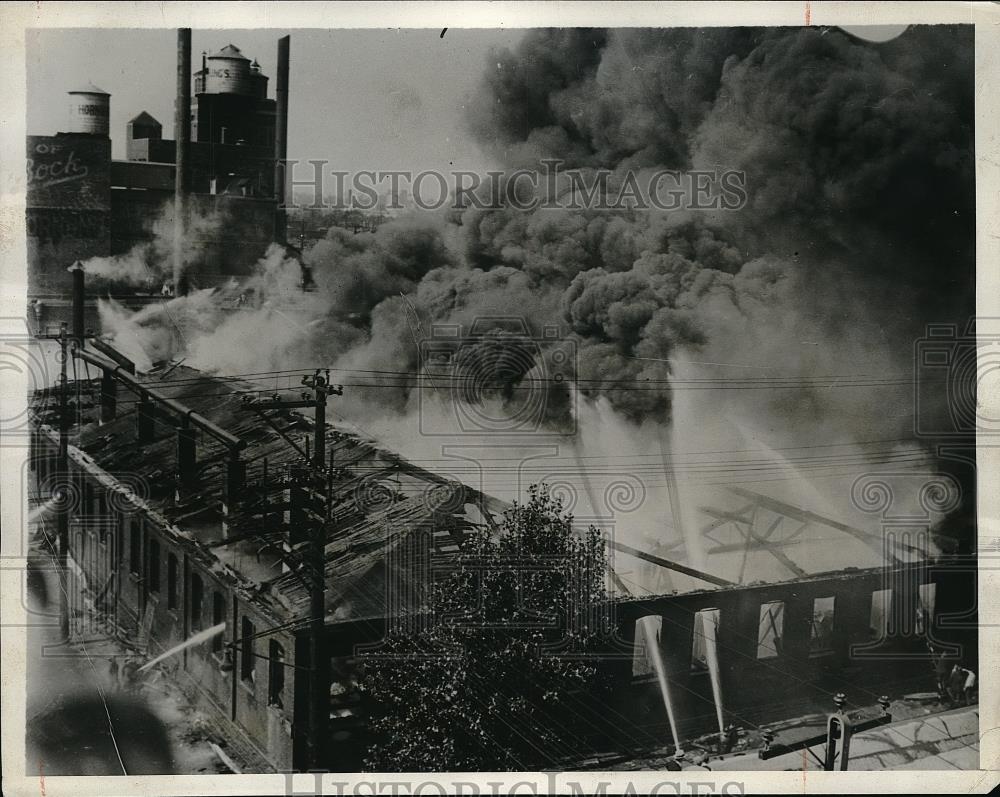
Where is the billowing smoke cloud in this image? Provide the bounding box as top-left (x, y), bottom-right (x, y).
top-left (454, 25), bottom-right (973, 440)
top-left (83, 201), bottom-right (231, 290)
top-left (104, 25), bottom-right (974, 493)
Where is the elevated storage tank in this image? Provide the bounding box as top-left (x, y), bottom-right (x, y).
top-left (67, 83), bottom-right (110, 136)
top-left (249, 59), bottom-right (269, 100)
top-left (203, 44), bottom-right (254, 95)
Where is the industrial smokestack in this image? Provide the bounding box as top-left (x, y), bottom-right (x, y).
top-left (274, 35), bottom-right (290, 245)
top-left (69, 261), bottom-right (85, 342)
top-left (174, 28), bottom-right (192, 296)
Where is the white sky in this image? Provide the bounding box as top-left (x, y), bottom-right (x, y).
top-left (26, 28), bottom-right (525, 175)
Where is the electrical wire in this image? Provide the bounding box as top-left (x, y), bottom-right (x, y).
top-left (43, 342), bottom-right (977, 764)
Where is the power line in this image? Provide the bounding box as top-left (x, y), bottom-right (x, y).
top-left (127, 361), bottom-right (934, 387)
top-left (145, 367), bottom-right (928, 388)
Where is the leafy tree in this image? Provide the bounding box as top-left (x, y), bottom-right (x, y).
top-left (360, 485), bottom-right (610, 771)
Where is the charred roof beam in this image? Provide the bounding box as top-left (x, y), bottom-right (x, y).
top-left (727, 487), bottom-right (910, 564)
top-left (608, 541), bottom-right (735, 588)
top-left (72, 347), bottom-right (245, 451)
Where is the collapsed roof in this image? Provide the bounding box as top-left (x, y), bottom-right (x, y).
top-left (31, 358), bottom-right (507, 626)
top-left (31, 353), bottom-right (935, 624)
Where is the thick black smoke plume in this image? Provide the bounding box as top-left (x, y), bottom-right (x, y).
top-left (109, 25), bottom-right (973, 449)
top-left (447, 25), bottom-right (974, 434)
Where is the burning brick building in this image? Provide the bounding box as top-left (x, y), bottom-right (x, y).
top-left (28, 339), bottom-right (509, 770)
top-left (22, 24), bottom-right (978, 774)
top-left (26, 271), bottom-right (975, 771)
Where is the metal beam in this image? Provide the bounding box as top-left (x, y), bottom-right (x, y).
top-left (88, 337), bottom-right (135, 374)
top-left (760, 541), bottom-right (809, 578)
top-left (706, 538), bottom-right (803, 555)
top-left (750, 515), bottom-right (809, 579)
top-left (701, 506), bottom-right (757, 526)
top-left (608, 541), bottom-right (735, 588)
top-left (249, 399), bottom-right (317, 410)
top-left (608, 565), bottom-right (632, 596)
top-left (700, 502), bottom-right (756, 535)
top-left (72, 348), bottom-right (245, 450)
top-left (728, 487), bottom-right (907, 563)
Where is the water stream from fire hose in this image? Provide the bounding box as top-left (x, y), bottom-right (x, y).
top-left (639, 615), bottom-right (682, 752)
top-left (138, 622), bottom-right (226, 672)
top-left (701, 611), bottom-right (726, 737)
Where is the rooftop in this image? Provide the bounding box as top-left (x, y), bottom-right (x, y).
top-left (68, 82), bottom-right (109, 96)
top-left (128, 111), bottom-right (161, 127)
top-left (210, 44), bottom-right (250, 61)
top-left (32, 357), bottom-right (505, 626)
top-left (30, 347), bottom-right (936, 624)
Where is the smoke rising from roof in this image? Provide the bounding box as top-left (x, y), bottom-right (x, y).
top-left (104, 25), bottom-right (973, 460)
top-left (83, 23), bottom-right (977, 588)
top-left (83, 201), bottom-right (232, 290)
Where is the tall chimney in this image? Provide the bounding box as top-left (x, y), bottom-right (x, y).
top-left (69, 261), bottom-right (85, 342)
top-left (274, 35), bottom-right (290, 245)
top-left (174, 28), bottom-right (192, 296)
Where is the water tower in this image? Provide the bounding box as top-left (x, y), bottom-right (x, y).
top-left (191, 43), bottom-right (275, 149)
top-left (202, 44), bottom-right (254, 95)
top-left (66, 83), bottom-right (111, 136)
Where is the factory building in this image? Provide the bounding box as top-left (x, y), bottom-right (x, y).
top-left (28, 351), bottom-right (503, 770)
top-left (27, 360), bottom-right (969, 769)
top-left (26, 39), bottom-right (287, 329)
top-left (25, 281), bottom-right (975, 771)
top-left (125, 45), bottom-right (278, 196)
top-left (23, 30), bottom-right (975, 772)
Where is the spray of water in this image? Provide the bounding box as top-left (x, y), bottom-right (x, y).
top-left (138, 622), bottom-right (226, 672)
top-left (700, 611), bottom-right (726, 736)
top-left (639, 615), bottom-right (682, 752)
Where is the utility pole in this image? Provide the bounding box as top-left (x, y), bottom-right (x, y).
top-left (57, 323), bottom-right (70, 642)
top-left (241, 369), bottom-right (342, 770)
top-left (302, 370), bottom-right (335, 770)
top-left (303, 371), bottom-right (332, 471)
